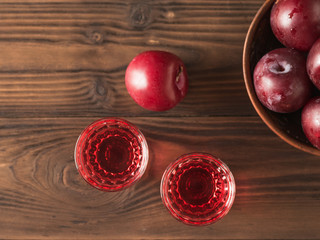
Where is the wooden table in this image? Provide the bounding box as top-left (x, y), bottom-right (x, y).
top-left (0, 0), bottom-right (319, 239)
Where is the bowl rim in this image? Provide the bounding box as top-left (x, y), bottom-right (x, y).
top-left (242, 0), bottom-right (320, 156)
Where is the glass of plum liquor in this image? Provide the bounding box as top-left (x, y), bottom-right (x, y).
top-left (74, 118), bottom-right (149, 191)
top-left (161, 153), bottom-right (235, 225)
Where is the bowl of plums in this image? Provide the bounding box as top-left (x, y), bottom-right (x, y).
top-left (243, 0), bottom-right (320, 156)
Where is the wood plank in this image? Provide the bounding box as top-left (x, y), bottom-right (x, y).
top-left (0, 0), bottom-right (264, 117)
top-left (2, 1), bottom-right (317, 239)
top-left (0, 116), bottom-right (319, 239)
top-left (0, 70), bottom-right (254, 117)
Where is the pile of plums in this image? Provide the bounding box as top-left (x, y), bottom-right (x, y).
top-left (253, 0), bottom-right (320, 149)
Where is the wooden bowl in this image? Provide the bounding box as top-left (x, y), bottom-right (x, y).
top-left (243, 0), bottom-right (320, 156)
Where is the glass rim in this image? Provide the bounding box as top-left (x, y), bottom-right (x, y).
top-left (74, 117), bottom-right (149, 192)
top-left (160, 152), bottom-right (236, 226)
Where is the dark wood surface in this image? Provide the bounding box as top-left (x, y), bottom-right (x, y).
top-left (0, 0), bottom-right (319, 239)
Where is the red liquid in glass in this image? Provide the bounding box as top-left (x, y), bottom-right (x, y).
top-left (161, 153), bottom-right (235, 225)
top-left (75, 118), bottom-right (148, 191)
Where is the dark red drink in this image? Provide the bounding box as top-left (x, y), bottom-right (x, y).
top-left (161, 153), bottom-right (235, 225)
top-left (75, 118), bottom-right (148, 191)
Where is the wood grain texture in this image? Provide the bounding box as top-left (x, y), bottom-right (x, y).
top-left (0, 0), bottom-right (263, 117)
top-left (0, 0), bottom-right (319, 239)
top-left (0, 117), bottom-right (319, 239)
